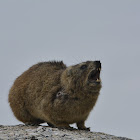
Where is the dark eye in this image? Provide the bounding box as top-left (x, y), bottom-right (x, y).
top-left (80, 65), bottom-right (87, 70)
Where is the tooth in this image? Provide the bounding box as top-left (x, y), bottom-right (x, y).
top-left (96, 78), bottom-right (100, 82)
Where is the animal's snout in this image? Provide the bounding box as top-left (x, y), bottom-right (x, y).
top-left (94, 61), bottom-right (101, 68)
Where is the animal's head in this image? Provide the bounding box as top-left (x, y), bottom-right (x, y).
top-left (61, 61), bottom-right (102, 94)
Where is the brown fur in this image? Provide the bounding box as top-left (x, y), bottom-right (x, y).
top-left (9, 60), bottom-right (102, 130)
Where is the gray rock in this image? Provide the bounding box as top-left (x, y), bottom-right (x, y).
top-left (0, 125), bottom-right (133, 140)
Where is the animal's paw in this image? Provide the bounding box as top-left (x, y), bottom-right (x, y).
top-left (58, 126), bottom-right (75, 131)
top-left (25, 123), bottom-right (40, 126)
top-left (78, 127), bottom-right (90, 131)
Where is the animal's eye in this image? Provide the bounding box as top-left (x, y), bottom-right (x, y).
top-left (80, 65), bottom-right (87, 70)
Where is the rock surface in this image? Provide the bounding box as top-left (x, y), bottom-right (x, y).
top-left (0, 125), bottom-right (132, 140)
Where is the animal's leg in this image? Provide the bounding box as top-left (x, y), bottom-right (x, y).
top-left (77, 121), bottom-right (90, 131)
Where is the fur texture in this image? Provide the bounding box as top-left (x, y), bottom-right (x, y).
top-left (9, 61), bottom-right (102, 130)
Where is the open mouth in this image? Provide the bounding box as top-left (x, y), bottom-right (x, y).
top-left (88, 68), bottom-right (101, 83)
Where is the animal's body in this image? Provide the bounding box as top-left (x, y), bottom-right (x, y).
top-left (9, 61), bottom-right (102, 130)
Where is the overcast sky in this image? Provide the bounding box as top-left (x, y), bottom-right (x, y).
top-left (0, 1), bottom-right (140, 140)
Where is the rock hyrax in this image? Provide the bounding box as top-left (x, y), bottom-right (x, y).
top-left (9, 60), bottom-right (102, 130)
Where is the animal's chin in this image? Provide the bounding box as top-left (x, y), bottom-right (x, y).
top-left (88, 69), bottom-right (101, 85)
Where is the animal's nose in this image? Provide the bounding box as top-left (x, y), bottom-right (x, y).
top-left (94, 61), bottom-right (101, 68)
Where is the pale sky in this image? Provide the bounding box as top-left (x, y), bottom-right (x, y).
top-left (0, 1), bottom-right (140, 140)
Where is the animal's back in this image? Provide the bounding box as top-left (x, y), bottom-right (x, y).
top-left (9, 61), bottom-right (66, 124)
